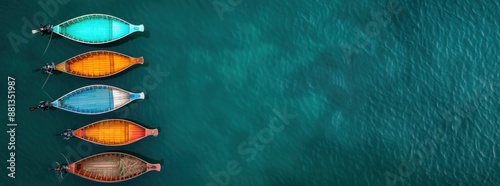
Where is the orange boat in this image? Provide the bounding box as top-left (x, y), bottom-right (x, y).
top-left (60, 119), bottom-right (158, 146)
top-left (52, 152), bottom-right (160, 183)
top-left (39, 50), bottom-right (143, 78)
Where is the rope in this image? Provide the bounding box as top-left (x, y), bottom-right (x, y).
top-left (60, 153), bottom-right (70, 165)
top-left (42, 31), bottom-right (53, 56)
top-left (42, 89), bottom-right (54, 101)
top-left (41, 73), bottom-right (51, 90)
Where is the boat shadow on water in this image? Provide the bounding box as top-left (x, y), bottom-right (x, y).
top-left (108, 150), bottom-right (164, 166)
top-left (44, 32), bottom-right (65, 41)
top-left (46, 107), bottom-right (58, 112)
top-left (32, 106), bottom-right (57, 112)
top-left (37, 30), bottom-right (150, 49)
top-left (119, 118), bottom-right (160, 133)
top-left (33, 60), bottom-right (147, 81)
top-left (94, 62), bottom-right (148, 81)
top-left (86, 31), bottom-right (151, 48)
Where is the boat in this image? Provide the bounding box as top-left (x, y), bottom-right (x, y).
top-left (52, 152), bottom-right (160, 183)
top-left (59, 119), bottom-right (158, 146)
top-left (32, 14), bottom-right (144, 44)
top-left (30, 85), bottom-right (144, 115)
top-left (38, 50), bottom-right (144, 78)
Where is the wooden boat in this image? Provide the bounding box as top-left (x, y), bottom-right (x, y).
top-left (31, 85), bottom-right (144, 115)
top-left (53, 152), bottom-right (160, 183)
top-left (62, 119), bottom-right (158, 146)
top-left (32, 14), bottom-right (144, 44)
top-left (40, 50), bottom-right (144, 78)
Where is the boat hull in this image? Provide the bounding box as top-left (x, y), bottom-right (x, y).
top-left (55, 50), bottom-right (144, 78)
top-left (73, 119), bottom-right (158, 146)
top-left (67, 152), bottom-right (160, 183)
top-left (52, 14), bottom-right (144, 44)
top-left (51, 85), bottom-right (144, 115)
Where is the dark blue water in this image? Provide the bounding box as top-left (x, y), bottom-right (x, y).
top-left (1, 0), bottom-right (500, 185)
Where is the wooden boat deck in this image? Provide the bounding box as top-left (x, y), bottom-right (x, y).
top-left (55, 51), bottom-right (143, 78)
top-left (72, 153), bottom-right (147, 182)
top-left (73, 119), bottom-right (157, 146)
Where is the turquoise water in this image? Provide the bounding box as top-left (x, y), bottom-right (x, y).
top-left (1, 0), bottom-right (500, 185)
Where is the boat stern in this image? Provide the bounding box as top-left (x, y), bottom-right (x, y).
top-left (147, 164), bottom-right (161, 172)
top-left (130, 24), bottom-right (144, 32)
top-left (129, 92), bottom-right (145, 101)
top-left (146, 128), bottom-right (159, 137)
top-left (135, 57), bottom-right (144, 64)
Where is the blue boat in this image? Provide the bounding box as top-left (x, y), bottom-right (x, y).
top-left (32, 14), bottom-right (144, 44)
top-left (31, 85), bottom-right (144, 115)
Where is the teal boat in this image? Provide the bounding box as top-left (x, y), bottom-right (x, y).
top-left (32, 14), bottom-right (144, 44)
top-left (30, 85), bottom-right (145, 115)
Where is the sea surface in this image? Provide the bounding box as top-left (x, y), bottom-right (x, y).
top-left (1, 0), bottom-right (500, 185)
